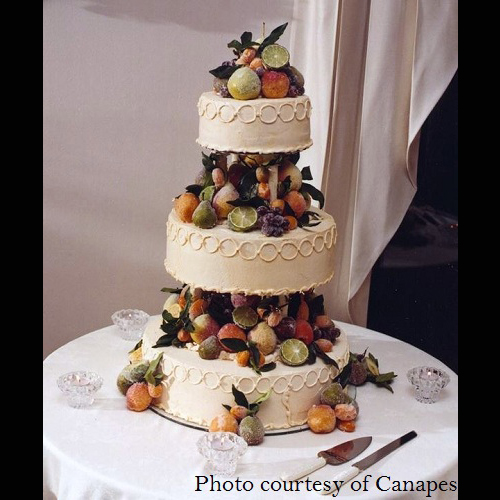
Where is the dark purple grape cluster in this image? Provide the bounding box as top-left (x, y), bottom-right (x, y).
top-left (287, 85), bottom-right (305, 98)
top-left (257, 206), bottom-right (290, 237)
top-left (221, 59), bottom-right (237, 67)
top-left (313, 324), bottom-right (341, 342)
top-left (274, 316), bottom-right (296, 340)
top-left (219, 86), bottom-right (230, 98)
top-left (255, 66), bottom-right (265, 78)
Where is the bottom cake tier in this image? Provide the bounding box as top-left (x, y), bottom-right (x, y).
top-left (142, 316), bottom-right (350, 430)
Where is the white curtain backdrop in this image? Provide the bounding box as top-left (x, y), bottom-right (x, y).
top-left (290, 0), bottom-right (458, 326)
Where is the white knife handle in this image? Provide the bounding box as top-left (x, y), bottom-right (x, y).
top-left (320, 466), bottom-right (361, 495)
top-left (280, 456), bottom-right (327, 481)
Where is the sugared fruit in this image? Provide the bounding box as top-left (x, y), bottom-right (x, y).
top-left (174, 192), bottom-right (200, 223)
top-left (280, 338), bottom-right (309, 366)
top-left (334, 403), bottom-right (358, 421)
top-left (227, 206), bottom-right (258, 232)
top-left (191, 314), bottom-right (220, 344)
top-left (296, 297), bottom-right (309, 320)
top-left (228, 162), bottom-right (250, 187)
top-left (315, 315), bottom-right (333, 328)
top-left (227, 67), bottom-right (261, 100)
top-left (261, 44), bottom-right (290, 69)
top-left (177, 329), bottom-right (192, 343)
top-left (256, 166), bottom-right (270, 183)
top-left (286, 66), bottom-right (305, 87)
top-left (278, 160), bottom-right (303, 191)
top-left (209, 412), bottom-right (239, 433)
top-left (212, 168), bottom-right (226, 188)
top-left (192, 200), bottom-right (217, 229)
top-left (247, 322), bottom-right (277, 355)
top-left (249, 57), bottom-right (264, 71)
top-left (349, 361), bottom-right (368, 385)
top-left (337, 420), bottom-right (356, 432)
top-left (315, 338), bottom-right (334, 353)
top-left (212, 183), bottom-right (240, 218)
top-left (241, 48), bottom-right (256, 64)
top-left (189, 298), bottom-right (209, 321)
top-left (295, 319), bottom-right (314, 345)
top-left (283, 190), bottom-right (307, 218)
top-left (232, 306), bottom-right (259, 330)
top-left (270, 199), bottom-right (285, 213)
top-left (320, 382), bottom-right (351, 407)
top-left (257, 182), bottom-right (271, 200)
top-left (307, 404), bottom-right (336, 433)
top-left (239, 415), bottom-right (265, 445)
top-left (217, 323), bottom-right (247, 352)
top-left (126, 382), bottom-right (152, 412)
top-left (147, 383), bottom-right (163, 399)
top-left (198, 335), bottom-right (222, 360)
top-left (236, 350), bottom-right (250, 367)
top-left (267, 309), bottom-right (282, 328)
top-left (200, 185), bottom-right (216, 202)
top-left (274, 316), bottom-right (296, 340)
top-left (284, 215), bottom-right (298, 230)
top-left (230, 405), bottom-right (249, 421)
top-left (261, 70), bottom-right (290, 99)
top-left (231, 294), bottom-right (260, 308)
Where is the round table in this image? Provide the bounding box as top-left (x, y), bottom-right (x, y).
top-left (43, 322), bottom-right (458, 500)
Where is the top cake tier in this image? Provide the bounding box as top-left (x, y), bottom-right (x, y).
top-left (196, 92), bottom-right (312, 154)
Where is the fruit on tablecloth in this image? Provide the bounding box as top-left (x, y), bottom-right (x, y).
top-left (349, 361), bottom-right (368, 386)
top-left (147, 382), bottom-right (163, 399)
top-left (174, 192), bottom-right (200, 223)
top-left (227, 67), bottom-right (261, 100)
top-left (192, 200), bottom-right (217, 229)
top-left (320, 382), bottom-right (351, 407)
top-left (307, 404), bottom-right (336, 434)
top-left (334, 403), bottom-right (358, 421)
top-left (198, 335), bottom-right (222, 360)
top-left (247, 322), bottom-right (277, 355)
top-left (230, 405), bottom-right (249, 421)
top-left (337, 419), bottom-right (356, 432)
top-left (126, 382), bottom-right (152, 412)
top-left (209, 412), bottom-right (239, 433)
top-left (239, 415), bottom-right (265, 445)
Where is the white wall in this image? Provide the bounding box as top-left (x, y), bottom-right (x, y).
top-left (43, 0), bottom-right (293, 358)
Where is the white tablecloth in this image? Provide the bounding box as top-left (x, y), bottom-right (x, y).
top-left (43, 322), bottom-right (458, 500)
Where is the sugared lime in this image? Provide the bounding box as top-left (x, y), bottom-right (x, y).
top-left (232, 306), bottom-right (259, 330)
top-left (280, 338), bottom-right (309, 366)
top-left (261, 44), bottom-right (290, 69)
top-left (227, 206), bottom-right (258, 232)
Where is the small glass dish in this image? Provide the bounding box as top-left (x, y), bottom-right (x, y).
top-left (197, 432), bottom-right (247, 476)
top-left (111, 309), bottom-right (149, 341)
top-left (407, 366), bottom-right (450, 404)
top-left (57, 371), bottom-right (103, 408)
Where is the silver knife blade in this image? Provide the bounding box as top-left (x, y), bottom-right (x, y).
top-left (353, 431), bottom-right (417, 471)
top-left (318, 436), bottom-right (372, 465)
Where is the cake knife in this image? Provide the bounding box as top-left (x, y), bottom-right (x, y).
top-left (320, 430), bottom-right (418, 495)
top-left (280, 436), bottom-right (372, 481)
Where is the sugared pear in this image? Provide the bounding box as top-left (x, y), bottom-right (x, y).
top-left (192, 200), bottom-right (217, 229)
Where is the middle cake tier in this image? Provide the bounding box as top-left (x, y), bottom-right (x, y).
top-left (165, 207), bottom-right (337, 295)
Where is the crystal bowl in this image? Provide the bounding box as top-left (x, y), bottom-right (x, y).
top-left (197, 432), bottom-right (247, 476)
top-left (111, 309), bottom-right (149, 341)
top-left (57, 371), bottom-right (103, 408)
top-left (407, 366), bottom-right (450, 404)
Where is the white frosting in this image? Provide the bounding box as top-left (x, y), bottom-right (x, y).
top-left (142, 316), bottom-right (350, 430)
top-left (165, 208), bottom-right (337, 295)
top-left (197, 92), bottom-right (313, 153)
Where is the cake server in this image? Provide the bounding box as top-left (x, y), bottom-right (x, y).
top-left (280, 436), bottom-right (372, 481)
top-left (320, 430), bottom-right (418, 495)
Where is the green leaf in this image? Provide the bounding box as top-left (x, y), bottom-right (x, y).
top-left (259, 362), bottom-right (277, 372)
top-left (241, 31), bottom-right (253, 46)
top-left (144, 353), bottom-right (163, 384)
top-left (227, 196), bottom-right (267, 209)
top-left (161, 287), bottom-right (183, 294)
top-left (185, 184), bottom-right (203, 196)
top-left (258, 23), bottom-right (288, 53)
top-left (364, 355), bottom-right (380, 376)
top-left (162, 309), bottom-right (176, 323)
top-left (219, 338), bottom-right (248, 353)
top-left (227, 40), bottom-right (243, 52)
top-left (377, 382), bottom-right (394, 393)
top-left (368, 352), bottom-right (380, 367)
top-left (232, 385), bottom-right (249, 408)
top-left (297, 211), bottom-right (323, 228)
top-left (301, 183), bottom-right (325, 209)
top-left (375, 372), bottom-right (397, 383)
top-left (307, 294), bottom-right (325, 322)
top-left (209, 64), bottom-right (243, 79)
top-left (287, 152), bottom-right (300, 165)
top-left (237, 169), bottom-right (258, 199)
top-left (300, 166), bottom-right (313, 181)
top-left (253, 390), bottom-right (272, 405)
top-left (249, 357), bottom-right (261, 375)
top-left (222, 404), bottom-right (232, 412)
top-left (312, 343), bottom-right (339, 369)
top-left (128, 339), bottom-right (143, 354)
